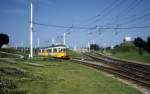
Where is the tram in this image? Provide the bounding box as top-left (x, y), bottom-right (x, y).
top-left (38, 44), bottom-right (69, 59)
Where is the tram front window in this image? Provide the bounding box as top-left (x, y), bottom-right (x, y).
top-left (58, 48), bottom-right (63, 52)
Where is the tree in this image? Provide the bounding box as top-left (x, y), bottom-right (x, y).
top-left (90, 44), bottom-right (99, 51)
top-left (133, 37), bottom-right (146, 49)
top-left (0, 33), bottom-right (9, 48)
top-left (114, 44), bottom-right (119, 48)
top-left (145, 37), bottom-right (150, 53)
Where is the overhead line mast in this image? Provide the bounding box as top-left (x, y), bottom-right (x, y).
top-left (30, 2), bottom-right (33, 58)
top-left (64, 32), bottom-right (66, 45)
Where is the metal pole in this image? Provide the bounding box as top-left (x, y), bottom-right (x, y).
top-left (37, 38), bottom-right (39, 47)
top-left (88, 42), bottom-right (90, 52)
top-left (16, 45), bottom-right (18, 50)
top-left (52, 37), bottom-right (54, 45)
top-left (63, 32), bottom-right (66, 45)
top-left (21, 41), bottom-right (24, 52)
top-left (30, 2), bottom-right (33, 58)
top-left (92, 39), bottom-right (95, 44)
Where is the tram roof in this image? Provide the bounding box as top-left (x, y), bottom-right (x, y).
top-left (38, 44), bottom-right (66, 50)
top-left (50, 44), bottom-right (66, 47)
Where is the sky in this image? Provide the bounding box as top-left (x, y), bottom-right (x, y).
top-left (0, 0), bottom-right (150, 48)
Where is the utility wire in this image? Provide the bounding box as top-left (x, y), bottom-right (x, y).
top-left (118, 11), bottom-right (150, 26)
top-left (85, 0), bottom-right (143, 29)
top-left (93, 0), bottom-right (125, 23)
top-left (33, 22), bottom-right (150, 30)
top-left (80, 0), bottom-right (124, 28)
top-left (103, 0), bottom-right (141, 26)
top-left (117, 0), bottom-right (143, 18)
top-left (103, 7), bottom-right (150, 27)
top-left (78, 0), bottom-right (118, 25)
top-left (123, 0), bottom-right (143, 16)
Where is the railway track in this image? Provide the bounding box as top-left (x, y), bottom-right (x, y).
top-left (70, 53), bottom-right (150, 88)
top-left (95, 52), bottom-right (150, 70)
top-left (84, 52), bottom-right (150, 76)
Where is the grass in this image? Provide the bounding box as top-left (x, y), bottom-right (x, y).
top-left (0, 58), bottom-right (143, 94)
top-left (112, 52), bottom-right (150, 63)
top-left (0, 52), bottom-right (20, 58)
top-left (67, 49), bottom-right (83, 57)
top-left (0, 48), bottom-right (28, 58)
top-left (102, 43), bottom-right (150, 63)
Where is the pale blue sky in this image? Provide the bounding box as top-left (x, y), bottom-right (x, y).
top-left (0, 0), bottom-right (150, 47)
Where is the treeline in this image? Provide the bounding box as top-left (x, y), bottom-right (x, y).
top-left (112, 36), bottom-right (150, 54)
top-left (90, 36), bottom-right (150, 54)
top-left (133, 37), bottom-right (150, 53)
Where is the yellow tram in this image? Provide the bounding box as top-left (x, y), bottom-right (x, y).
top-left (38, 44), bottom-right (69, 59)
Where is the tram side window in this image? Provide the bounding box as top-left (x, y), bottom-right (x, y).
top-left (54, 48), bottom-right (57, 52)
top-left (39, 49), bottom-right (42, 53)
top-left (47, 49), bottom-right (51, 53)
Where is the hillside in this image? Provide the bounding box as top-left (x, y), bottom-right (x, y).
top-left (105, 42), bottom-right (150, 63)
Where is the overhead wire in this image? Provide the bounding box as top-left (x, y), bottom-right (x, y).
top-left (85, 0), bottom-right (144, 30)
top-left (102, 0), bottom-right (140, 26)
top-left (123, 0), bottom-right (143, 16)
top-left (87, 0), bottom-right (125, 27)
top-left (32, 0), bottom-right (150, 36)
top-left (78, 0), bottom-right (119, 26)
top-left (33, 22), bottom-right (150, 30)
top-left (75, 0), bottom-right (122, 34)
top-left (79, 0), bottom-right (125, 35)
top-left (118, 11), bottom-right (150, 26)
top-left (104, 7), bottom-right (150, 28)
top-left (117, 0), bottom-right (143, 18)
